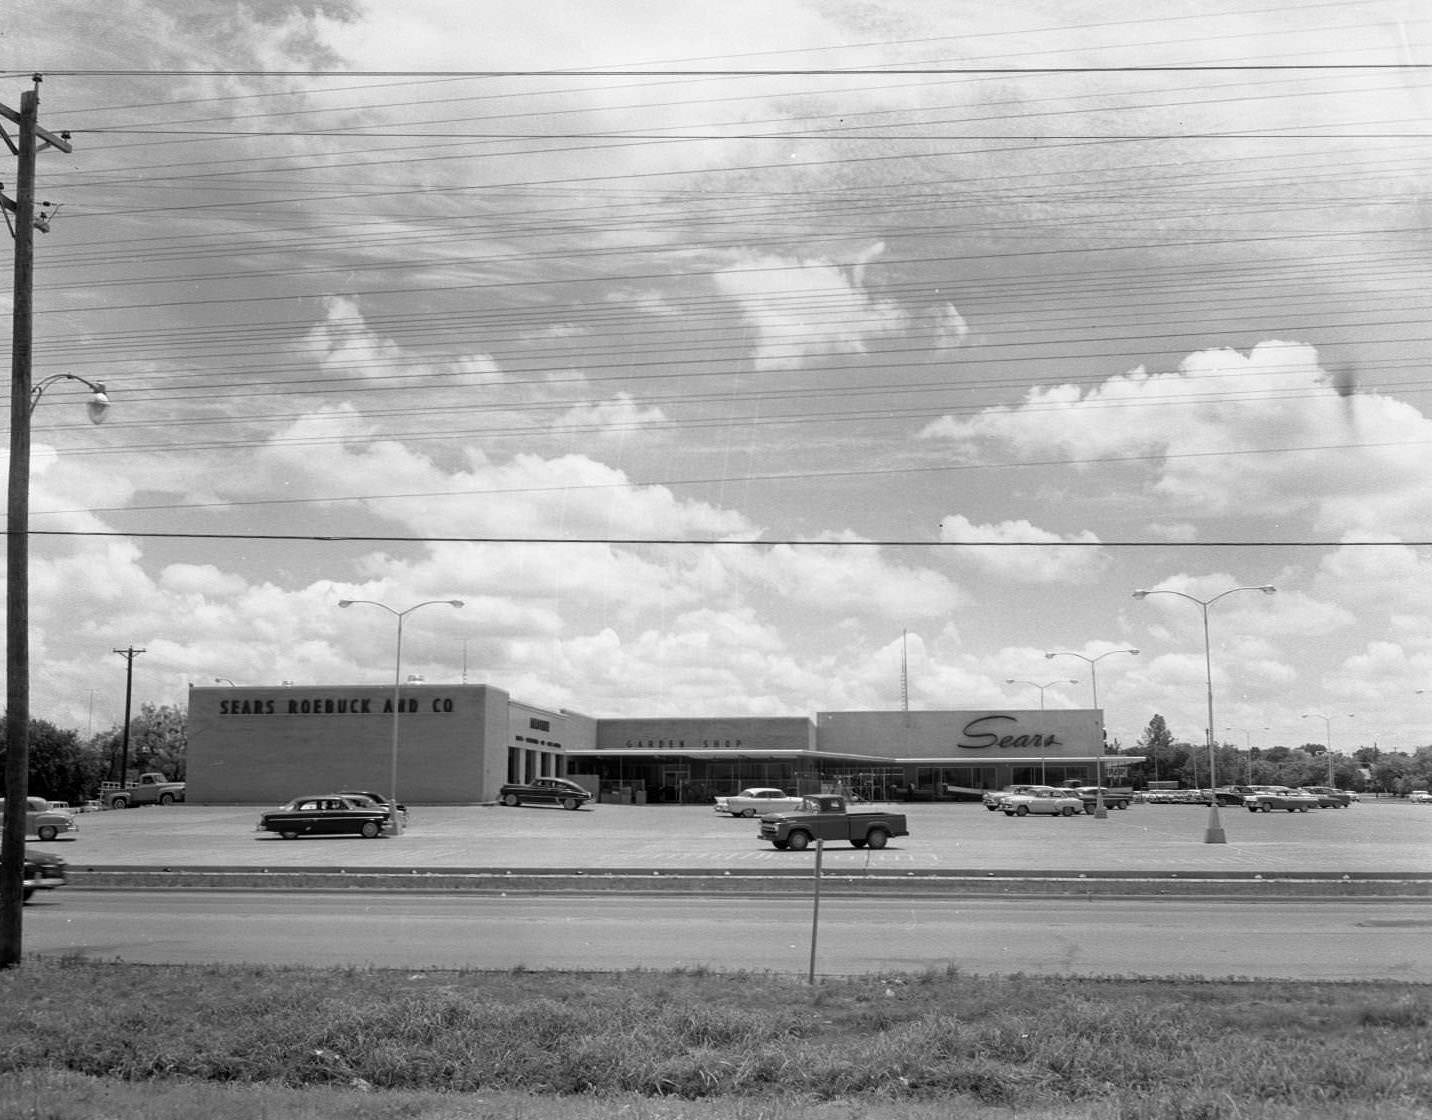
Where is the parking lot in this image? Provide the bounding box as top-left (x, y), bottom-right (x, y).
top-left (46, 797), bottom-right (1432, 877)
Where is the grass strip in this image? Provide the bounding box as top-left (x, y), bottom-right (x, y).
top-left (1, 961), bottom-right (1430, 1118)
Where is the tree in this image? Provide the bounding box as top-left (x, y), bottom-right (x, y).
top-left (0, 715), bottom-right (106, 804)
top-left (1119, 715), bottom-right (1179, 787)
top-left (91, 702), bottom-right (188, 785)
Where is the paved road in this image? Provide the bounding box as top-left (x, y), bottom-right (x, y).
top-left (25, 889), bottom-right (1432, 980)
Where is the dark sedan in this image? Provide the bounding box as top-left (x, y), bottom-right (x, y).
top-left (21, 847), bottom-right (67, 901)
top-left (498, 777), bottom-right (593, 810)
top-left (256, 794), bottom-right (394, 839)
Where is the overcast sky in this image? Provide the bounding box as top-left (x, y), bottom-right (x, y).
top-left (4, 0), bottom-right (1431, 757)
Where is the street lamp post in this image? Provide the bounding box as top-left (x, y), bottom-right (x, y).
top-left (1005, 678), bottom-right (1078, 711)
top-left (1132, 584), bottom-right (1276, 844)
top-left (3, 362), bottom-right (107, 972)
top-left (1301, 712), bottom-right (1353, 787)
top-left (1045, 648), bottom-right (1139, 819)
top-left (1227, 726), bottom-right (1270, 784)
top-left (338, 598), bottom-right (464, 833)
top-left (1005, 678), bottom-right (1077, 784)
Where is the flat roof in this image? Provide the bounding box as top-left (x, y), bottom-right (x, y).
top-left (565, 748), bottom-right (1144, 766)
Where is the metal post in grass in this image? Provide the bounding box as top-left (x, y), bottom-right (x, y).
top-left (808, 837), bottom-right (824, 984)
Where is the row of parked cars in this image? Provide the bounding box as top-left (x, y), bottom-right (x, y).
top-left (1142, 785), bottom-right (1359, 811)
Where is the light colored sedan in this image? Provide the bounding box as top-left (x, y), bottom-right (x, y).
top-left (0, 796), bottom-right (76, 842)
top-left (1001, 789), bottom-right (1085, 818)
top-left (1244, 786), bottom-right (1320, 813)
top-left (714, 788), bottom-right (805, 817)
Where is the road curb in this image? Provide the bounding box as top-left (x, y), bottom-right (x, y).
top-left (68, 865), bottom-right (1432, 898)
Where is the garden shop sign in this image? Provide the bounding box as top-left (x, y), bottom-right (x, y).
top-left (217, 695), bottom-right (458, 716)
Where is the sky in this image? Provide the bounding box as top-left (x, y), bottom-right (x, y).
top-left (3, 0), bottom-right (1431, 758)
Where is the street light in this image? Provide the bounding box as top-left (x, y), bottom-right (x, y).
top-left (1226, 726), bottom-right (1269, 784)
top-left (1132, 584), bottom-right (1276, 844)
top-left (1005, 678), bottom-right (1077, 784)
top-left (337, 598), bottom-right (463, 833)
top-left (1005, 678), bottom-right (1078, 710)
top-left (1045, 648), bottom-right (1139, 819)
top-left (3, 374), bottom-right (110, 969)
top-left (1301, 712), bottom-right (1353, 787)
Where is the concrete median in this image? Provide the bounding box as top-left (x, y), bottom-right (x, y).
top-left (68, 864), bottom-right (1432, 898)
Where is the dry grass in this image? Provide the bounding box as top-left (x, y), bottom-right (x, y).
top-left (1, 961), bottom-right (1430, 1119)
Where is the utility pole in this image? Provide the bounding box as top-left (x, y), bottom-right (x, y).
top-left (113, 648), bottom-right (146, 785)
top-left (1, 76), bottom-right (73, 970)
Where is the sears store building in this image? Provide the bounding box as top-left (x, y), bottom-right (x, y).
top-left (187, 683), bottom-right (1132, 805)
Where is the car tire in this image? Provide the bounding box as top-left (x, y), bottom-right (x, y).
top-left (866, 828), bottom-right (889, 850)
top-left (1060, 806), bottom-right (1076, 817)
top-left (37, 825), bottom-right (57, 841)
top-left (561, 797), bottom-right (579, 811)
top-left (1015, 805), bottom-right (1029, 816)
top-left (360, 821), bottom-right (380, 838)
top-left (772, 840), bottom-right (789, 850)
top-left (786, 830), bottom-right (812, 851)
top-left (850, 838), bottom-right (867, 849)
top-left (158, 793), bottom-right (175, 806)
top-left (110, 795), bottom-right (129, 810)
top-left (1003, 810), bottom-right (1015, 816)
top-left (741, 808), bottom-right (756, 818)
top-left (502, 793), bottom-right (520, 807)
top-left (281, 830), bottom-right (298, 840)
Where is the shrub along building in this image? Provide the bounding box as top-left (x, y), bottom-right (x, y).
top-left (187, 683), bottom-right (1136, 805)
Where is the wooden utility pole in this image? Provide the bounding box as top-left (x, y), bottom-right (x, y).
top-left (113, 647), bottom-right (146, 785)
top-left (1, 77), bottom-right (73, 970)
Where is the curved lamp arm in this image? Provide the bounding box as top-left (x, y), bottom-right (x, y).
top-left (31, 373), bottom-right (109, 423)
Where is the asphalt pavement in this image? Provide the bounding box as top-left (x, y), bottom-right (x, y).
top-left (43, 797), bottom-right (1432, 897)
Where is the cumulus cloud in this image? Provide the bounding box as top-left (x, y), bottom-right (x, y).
top-left (937, 515), bottom-right (1108, 584)
top-left (301, 296), bottom-right (501, 389)
top-left (919, 340), bottom-right (1432, 535)
top-left (712, 245), bottom-right (911, 370)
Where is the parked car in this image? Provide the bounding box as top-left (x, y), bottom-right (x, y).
top-left (17, 846), bottom-right (67, 901)
top-left (339, 790), bottom-right (409, 829)
top-left (1300, 787), bottom-right (1352, 808)
top-left (714, 787), bottom-right (805, 817)
top-left (983, 784), bottom-right (1050, 811)
top-left (256, 794), bottom-right (396, 839)
top-left (1001, 789), bottom-right (1085, 817)
top-left (0, 796), bottom-right (76, 842)
top-left (1064, 786), bottom-right (1133, 811)
top-left (497, 777), bottom-right (593, 810)
top-left (1410, 790), bottom-right (1432, 804)
top-left (1243, 786), bottom-right (1319, 813)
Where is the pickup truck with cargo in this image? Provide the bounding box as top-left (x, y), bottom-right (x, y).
top-left (102, 772), bottom-right (186, 809)
top-left (758, 794), bottom-right (908, 851)
top-left (1060, 783), bottom-right (1134, 811)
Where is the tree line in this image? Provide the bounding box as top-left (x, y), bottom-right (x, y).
top-left (0, 704), bottom-right (187, 806)
top-left (1118, 713), bottom-right (1432, 794)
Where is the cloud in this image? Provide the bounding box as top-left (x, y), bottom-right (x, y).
top-left (712, 245), bottom-right (911, 370)
top-left (938, 515), bottom-right (1108, 584)
top-left (920, 340), bottom-right (1432, 535)
top-left (551, 392), bottom-right (668, 439)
